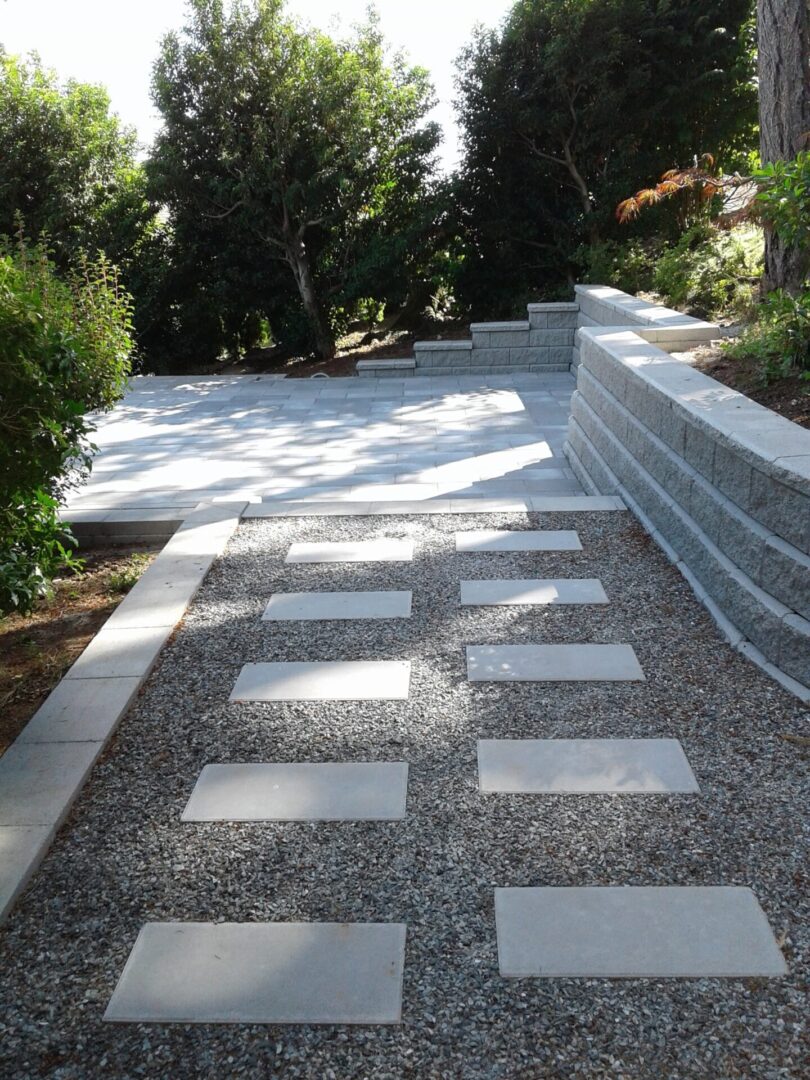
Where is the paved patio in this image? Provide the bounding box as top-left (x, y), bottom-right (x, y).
top-left (63, 372), bottom-right (583, 519)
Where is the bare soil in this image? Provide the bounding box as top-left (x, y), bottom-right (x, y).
top-left (0, 546), bottom-right (159, 756)
top-left (687, 343), bottom-right (810, 429)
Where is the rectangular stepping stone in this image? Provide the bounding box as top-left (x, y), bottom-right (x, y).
top-left (262, 591), bottom-right (412, 621)
top-left (285, 539), bottom-right (414, 563)
top-left (460, 579), bottom-right (608, 606)
top-left (104, 921), bottom-right (407, 1023)
top-left (467, 644), bottom-right (644, 682)
top-left (182, 762), bottom-right (409, 820)
top-left (456, 530), bottom-right (582, 552)
top-left (230, 661), bottom-right (411, 701)
top-left (495, 887), bottom-right (787, 977)
top-left (478, 739), bottom-right (699, 793)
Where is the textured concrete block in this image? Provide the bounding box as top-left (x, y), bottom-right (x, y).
top-left (104, 922), bottom-right (407, 1024)
top-left (495, 887), bottom-right (787, 977)
top-left (683, 422), bottom-right (717, 482)
top-left (760, 535), bottom-right (810, 620)
top-left (778, 613), bottom-right (810, 687)
top-left (478, 738), bottom-right (699, 793)
top-left (262, 591), bottom-right (412, 621)
top-left (712, 443), bottom-right (753, 512)
top-left (231, 661), bottom-right (411, 701)
top-left (460, 578), bottom-right (607, 606)
top-left (547, 312), bottom-right (578, 329)
top-left (466, 644), bottom-right (644, 682)
top-left (749, 468), bottom-right (810, 554)
top-left (182, 762), bottom-right (409, 821)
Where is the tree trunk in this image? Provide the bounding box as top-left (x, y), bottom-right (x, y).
top-left (286, 237), bottom-right (335, 360)
top-left (757, 0), bottom-right (810, 291)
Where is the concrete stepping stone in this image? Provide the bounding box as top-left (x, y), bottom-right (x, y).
top-left (262, 591), bottom-right (411, 621)
top-left (478, 739), bottom-right (699, 793)
top-left (455, 530), bottom-right (582, 552)
top-left (467, 644), bottom-right (644, 682)
top-left (182, 762), bottom-right (408, 820)
top-left (461, 579), bottom-right (607, 606)
top-left (230, 661), bottom-right (411, 701)
top-left (495, 887), bottom-right (787, 977)
top-left (285, 539), bottom-right (414, 563)
top-left (104, 921), bottom-right (407, 1024)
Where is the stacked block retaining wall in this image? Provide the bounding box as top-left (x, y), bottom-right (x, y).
top-left (565, 326), bottom-right (810, 699)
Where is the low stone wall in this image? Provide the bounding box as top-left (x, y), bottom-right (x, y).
top-left (565, 326), bottom-right (810, 699)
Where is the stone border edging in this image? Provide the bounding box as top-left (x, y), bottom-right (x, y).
top-left (0, 501), bottom-right (246, 926)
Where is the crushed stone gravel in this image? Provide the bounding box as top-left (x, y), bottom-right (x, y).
top-left (0, 510), bottom-right (807, 1079)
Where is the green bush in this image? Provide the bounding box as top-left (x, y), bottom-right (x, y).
top-left (653, 223), bottom-right (763, 319)
top-left (579, 238), bottom-right (665, 295)
top-left (725, 289), bottom-right (810, 382)
top-left (0, 240), bottom-right (132, 613)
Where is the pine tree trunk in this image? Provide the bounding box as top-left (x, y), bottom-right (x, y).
top-left (286, 237), bottom-right (336, 360)
top-left (757, 0), bottom-right (810, 292)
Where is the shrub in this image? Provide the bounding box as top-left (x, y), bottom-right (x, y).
top-left (653, 223), bottom-right (763, 319)
top-left (0, 240), bottom-right (132, 613)
top-left (725, 289), bottom-right (810, 381)
top-left (579, 238), bottom-right (665, 295)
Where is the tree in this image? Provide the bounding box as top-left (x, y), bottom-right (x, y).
top-left (756, 0), bottom-right (810, 291)
top-left (149, 0), bottom-right (440, 360)
top-left (454, 0), bottom-right (757, 313)
top-left (0, 50), bottom-right (140, 262)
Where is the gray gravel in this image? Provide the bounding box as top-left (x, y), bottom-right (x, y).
top-left (1, 511), bottom-right (808, 1079)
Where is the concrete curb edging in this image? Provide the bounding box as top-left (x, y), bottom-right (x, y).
top-left (0, 501), bottom-right (246, 926)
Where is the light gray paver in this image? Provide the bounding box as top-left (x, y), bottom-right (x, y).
top-left (478, 739), bottom-right (699, 793)
top-left (0, 741), bottom-right (104, 826)
top-left (104, 921), bottom-right (407, 1024)
top-left (460, 578), bottom-right (608, 606)
top-left (181, 762), bottom-right (409, 820)
top-left (64, 626), bottom-right (172, 680)
top-left (285, 539), bottom-right (414, 563)
top-left (495, 887), bottom-right (787, 977)
top-left (230, 661), bottom-right (411, 701)
top-left (0, 825), bottom-right (55, 925)
top-left (455, 530), bottom-right (582, 552)
top-left (262, 591), bottom-right (412, 621)
top-left (467, 644), bottom-right (645, 682)
top-left (16, 677), bottom-right (141, 744)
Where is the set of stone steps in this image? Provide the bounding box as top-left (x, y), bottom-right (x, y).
top-left (357, 302), bottom-right (578, 378)
top-left (103, 522), bottom-right (786, 1026)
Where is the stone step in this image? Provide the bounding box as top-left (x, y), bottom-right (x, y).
top-left (262, 591), bottom-right (412, 621)
top-left (467, 644), bottom-right (645, 682)
top-left (230, 661), bottom-right (411, 702)
top-left (495, 887), bottom-right (787, 978)
top-left (104, 922), bottom-right (407, 1024)
top-left (477, 738), bottom-right (698, 793)
top-left (455, 530), bottom-right (582, 553)
top-left (460, 578), bottom-right (608, 606)
top-left (182, 762), bottom-right (409, 821)
top-left (285, 540), bottom-right (414, 563)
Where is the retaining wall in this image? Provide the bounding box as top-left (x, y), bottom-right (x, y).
top-left (565, 325), bottom-right (810, 699)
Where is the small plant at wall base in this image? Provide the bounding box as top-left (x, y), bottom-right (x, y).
top-left (0, 239), bottom-right (132, 614)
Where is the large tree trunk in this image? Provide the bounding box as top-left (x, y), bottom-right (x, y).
top-left (286, 236), bottom-right (335, 360)
top-left (757, 0), bottom-right (810, 292)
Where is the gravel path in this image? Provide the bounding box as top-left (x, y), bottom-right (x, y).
top-left (1, 511), bottom-right (807, 1078)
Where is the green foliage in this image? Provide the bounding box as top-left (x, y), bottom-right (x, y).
top-left (652, 223), bottom-right (763, 318)
top-left (754, 151), bottom-right (810, 270)
top-left (0, 240), bottom-right (132, 614)
top-left (579, 238), bottom-right (665, 295)
top-left (107, 552), bottom-right (152, 595)
top-left (454, 0), bottom-right (757, 314)
top-left (148, 0), bottom-right (442, 361)
top-left (726, 288), bottom-right (810, 380)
